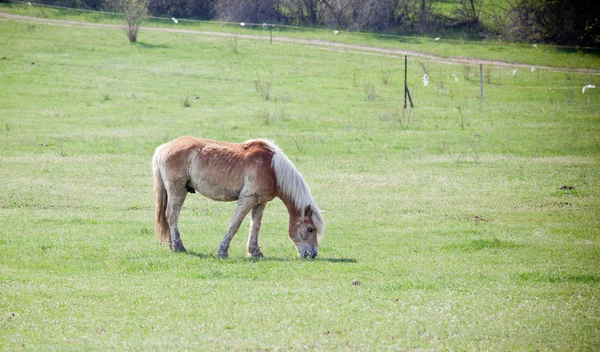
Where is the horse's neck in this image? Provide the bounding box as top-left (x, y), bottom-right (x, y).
top-left (281, 196), bottom-right (302, 224)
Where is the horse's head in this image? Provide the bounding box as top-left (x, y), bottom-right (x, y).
top-left (271, 146), bottom-right (325, 259)
top-left (289, 205), bottom-right (321, 259)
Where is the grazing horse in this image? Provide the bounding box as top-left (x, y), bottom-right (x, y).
top-left (152, 136), bottom-right (325, 258)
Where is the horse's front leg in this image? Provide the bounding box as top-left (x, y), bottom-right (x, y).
top-left (247, 202), bottom-right (267, 258)
top-left (217, 198), bottom-right (255, 259)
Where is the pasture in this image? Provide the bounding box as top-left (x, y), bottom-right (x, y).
top-left (1, 6), bottom-right (599, 350)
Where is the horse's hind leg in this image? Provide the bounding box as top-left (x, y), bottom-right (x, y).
top-left (247, 202), bottom-right (267, 257)
top-left (166, 188), bottom-right (187, 252)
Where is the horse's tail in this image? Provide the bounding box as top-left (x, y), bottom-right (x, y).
top-left (152, 144), bottom-right (170, 244)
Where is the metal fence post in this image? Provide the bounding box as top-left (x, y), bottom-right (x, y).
top-left (480, 64), bottom-right (483, 101)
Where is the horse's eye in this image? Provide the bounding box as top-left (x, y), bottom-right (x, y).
top-left (307, 228), bottom-right (313, 233)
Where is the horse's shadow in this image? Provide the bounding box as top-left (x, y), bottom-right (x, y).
top-left (184, 250), bottom-right (356, 263)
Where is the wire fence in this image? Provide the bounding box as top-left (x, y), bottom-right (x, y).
top-left (6, 0), bottom-right (600, 52)
top-left (3, 0), bottom-right (598, 97)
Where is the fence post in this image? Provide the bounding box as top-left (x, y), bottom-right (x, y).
top-left (480, 64), bottom-right (483, 101)
top-left (404, 55), bottom-right (414, 109)
top-left (404, 55), bottom-right (408, 109)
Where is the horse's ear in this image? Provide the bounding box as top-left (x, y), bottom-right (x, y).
top-left (304, 205), bottom-right (313, 218)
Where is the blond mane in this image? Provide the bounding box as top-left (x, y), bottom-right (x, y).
top-left (257, 140), bottom-right (325, 241)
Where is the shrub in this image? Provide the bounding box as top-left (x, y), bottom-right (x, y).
top-left (506, 0), bottom-right (600, 47)
top-left (110, 0), bottom-right (149, 43)
top-left (254, 73), bottom-right (273, 101)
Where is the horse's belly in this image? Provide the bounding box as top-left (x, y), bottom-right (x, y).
top-left (193, 179), bottom-right (241, 202)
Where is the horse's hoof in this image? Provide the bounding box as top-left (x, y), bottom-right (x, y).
top-left (217, 251), bottom-right (228, 259)
top-left (249, 251), bottom-right (264, 258)
top-left (171, 243), bottom-right (186, 252)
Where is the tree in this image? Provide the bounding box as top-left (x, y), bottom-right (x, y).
top-left (148, 0), bottom-right (215, 20)
top-left (456, 0), bottom-right (482, 24)
top-left (507, 0), bottom-right (600, 47)
top-left (214, 0), bottom-right (281, 23)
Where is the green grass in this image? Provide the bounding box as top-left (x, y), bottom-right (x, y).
top-left (1, 10), bottom-right (599, 351)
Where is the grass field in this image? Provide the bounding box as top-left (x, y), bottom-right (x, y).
top-left (1, 7), bottom-right (599, 351)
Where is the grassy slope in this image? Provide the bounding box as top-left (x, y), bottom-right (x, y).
top-left (0, 10), bottom-right (599, 351)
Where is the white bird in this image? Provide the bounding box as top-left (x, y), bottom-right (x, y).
top-left (27, 2), bottom-right (31, 5)
top-left (531, 66), bottom-right (535, 72)
top-left (422, 74), bottom-right (429, 86)
top-left (582, 84), bottom-right (596, 94)
top-left (451, 73), bottom-right (458, 82)
top-left (533, 44), bottom-right (538, 48)
top-left (512, 69), bottom-right (518, 75)
top-left (240, 22), bottom-right (246, 27)
top-left (434, 37), bottom-right (440, 41)
top-left (333, 30), bottom-right (339, 35)
top-left (172, 17), bottom-right (178, 24)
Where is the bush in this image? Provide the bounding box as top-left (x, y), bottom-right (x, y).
top-left (214, 0), bottom-right (280, 23)
top-left (506, 0), bottom-right (600, 47)
top-left (109, 0), bottom-right (149, 42)
top-left (147, 0), bottom-right (215, 20)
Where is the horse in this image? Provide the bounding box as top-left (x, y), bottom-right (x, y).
top-left (152, 136), bottom-right (325, 259)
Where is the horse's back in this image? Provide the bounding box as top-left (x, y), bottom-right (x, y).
top-left (157, 136), bottom-right (277, 202)
top-left (159, 136), bottom-right (273, 158)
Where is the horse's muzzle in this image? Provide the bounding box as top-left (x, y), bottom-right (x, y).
top-left (301, 250), bottom-right (317, 259)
